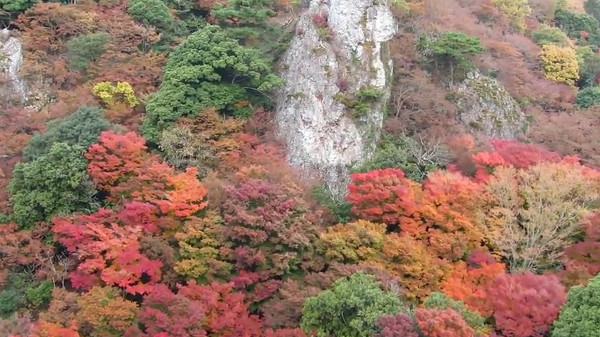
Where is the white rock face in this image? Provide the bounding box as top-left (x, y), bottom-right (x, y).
top-left (275, 0), bottom-right (397, 196)
top-left (0, 29), bottom-right (28, 102)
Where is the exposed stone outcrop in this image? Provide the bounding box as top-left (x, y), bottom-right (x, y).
top-left (456, 71), bottom-right (528, 139)
top-left (275, 0), bottom-right (397, 196)
top-left (0, 28), bottom-right (28, 102)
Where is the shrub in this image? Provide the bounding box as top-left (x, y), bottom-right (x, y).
top-left (540, 45), bottom-right (580, 86)
top-left (551, 272), bottom-right (600, 337)
top-left (312, 12), bottom-right (328, 27)
top-left (66, 32), bottom-right (111, 72)
top-left (531, 25), bottom-right (571, 46)
top-left (576, 86), bottom-right (600, 108)
top-left (301, 272), bottom-right (402, 337)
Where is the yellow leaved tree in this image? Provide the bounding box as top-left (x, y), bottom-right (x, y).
top-left (539, 45), bottom-right (580, 86)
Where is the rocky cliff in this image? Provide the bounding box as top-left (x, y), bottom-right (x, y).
top-left (275, 0), bottom-right (397, 196)
top-left (0, 28), bottom-right (27, 102)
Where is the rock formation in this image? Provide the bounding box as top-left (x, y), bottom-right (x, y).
top-left (275, 0), bottom-right (397, 196)
top-left (0, 28), bottom-right (28, 102)
top-left (456, 71), bottom-right (528, 139)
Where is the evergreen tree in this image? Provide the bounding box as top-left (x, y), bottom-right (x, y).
top-left (23, 106), bottom-right (110, 161)
top-left (9, 143), bottom-right (97, 228)
top-left (301, 272), bottom-right (402, 337)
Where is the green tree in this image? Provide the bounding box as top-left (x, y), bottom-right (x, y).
top-left (0, 274), bottom-right (51, 318)
top-left (585, 0), bottom-right (600, 22)
top-left (142, 24), bottom-right (282, 142)
top-left (301, 272), bottom-right (402, 337)
top-left (577, 50), bottom-right (600, 87)
top-left (211, 0), bottom-right (275, 40)
top-left (23, 106), bottom-right (110, 161)
top-left (551, 273), bottom-right (600, 337)
top-left (9, 143), bottom-right (97, 228)
top-left (66, 32), bottom-right (111, 72)
top-left (128, 0), bottom-right (175, 31)
top-left (25, 280), bottom-right (53, 308)
top-left (576, 86), bottom-right (600, 108)
top-left (418, 32), bottom-right (485, 84)
top-left (0, 0), bottom-right (37, 12)
top-left (211, 0), bottom-right (275, 25)
top-left (531, 25), bottom-right (571, 46)
top-left (554, 9), bottom-right (600, 44)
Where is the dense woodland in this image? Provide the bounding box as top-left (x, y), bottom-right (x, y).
top-left (1, 0), bottom-right (600, 336)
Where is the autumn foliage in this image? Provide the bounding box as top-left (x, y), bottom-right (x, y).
top-left (441, 251), bottom-right (505, 317)
top-left (52, 206), bottom-right (163, 294)
top-left (124, 282), bottom-right (262, 337)
top-left (4, 0), bottom-right (600, 336)
top-left (415, 308), bottom-right (475, 337)
top-left (487, 272), bottom-right (566, 337)
top-left (86, 131), bottom-right (208, 218)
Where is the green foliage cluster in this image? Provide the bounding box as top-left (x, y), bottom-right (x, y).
top-left (9, 143), bottom-right (97, 228)
top-left (66, 32), bottom-right (111, 72)
top-left (301, 272), bottom-right (402, 337)
top-left (23, 106), bottom-right (110, 161)
top-left (353, 134), bottom-right (451, 181)
top-left (576, 85), bottom-right (600, 108)
top-left (0, 0), bottom-right (37, 12)
top-left (142, 24), bottom-right (281, 142)
top-left (418, 31), bottom-right (485, 83)
top-left (211, 0), bottom-right (292, 65)
top-left (551, 273), bottom-right (600, 336)
top-left (585, 0), bottom-right (600, 22)
top-left (531, 25), bottom-right (571, 46)
top-left (311, 184), bottom-right (353, 223)
top-left (554, 9), bottom-right (600, 45)
top-left (212, 0), bottom-right (275, 25)
top-left (334, 86), bottom-right (384, 117)
top-left (0, 274), bottom-right (52, 318)
top-left (127, 0), bottom-right (175, 31)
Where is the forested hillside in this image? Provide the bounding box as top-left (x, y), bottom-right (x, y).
top-left (1, 0), bottom-right (600, 336)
